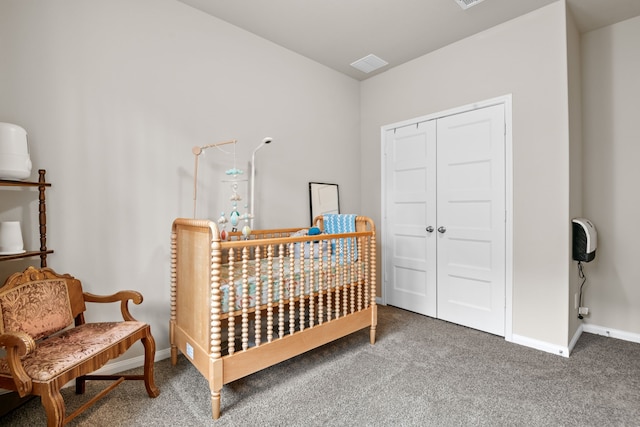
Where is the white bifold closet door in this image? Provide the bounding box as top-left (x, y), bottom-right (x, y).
top-left (384, 120), bottom-right (438, 317)
top-left (385, 104), bottom-right (506, 336)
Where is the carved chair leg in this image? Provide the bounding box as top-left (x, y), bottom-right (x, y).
top-left (41, 384), bottom-right (66, 427)
top-left (75, 375), bottom-right (86, 395)
top-left (142, 332), bottom-right (160, 398)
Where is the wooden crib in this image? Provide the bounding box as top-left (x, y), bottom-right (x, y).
top-left (169, 215), bottom-right (377, 419)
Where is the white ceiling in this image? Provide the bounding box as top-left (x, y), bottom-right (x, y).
top-left (177, 0), bottom-right (640, 80)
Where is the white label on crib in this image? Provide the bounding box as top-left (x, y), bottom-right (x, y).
top-left (186, 342), bottom-right (194, 359)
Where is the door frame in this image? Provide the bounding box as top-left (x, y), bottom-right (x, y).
top-left (380, 94), bottom-right (514, 341)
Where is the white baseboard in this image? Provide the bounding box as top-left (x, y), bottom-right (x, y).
top-left (509, 334), bottom-right (571, 358)
top-left (582, 323), bottom-right (640, 344)
top-left (511, 323), bottom-right (640, 358)
top-left (568, 323), bottom-right (583, 354)
top-left (92, 348), bottom-right (172, 376)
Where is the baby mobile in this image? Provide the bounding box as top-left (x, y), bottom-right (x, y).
top-left (218, 156), bottom-right (252, 241)
top-left (191, 139), bottom-right (252, 240)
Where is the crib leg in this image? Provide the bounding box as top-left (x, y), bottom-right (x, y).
top-left (170, 345), bottom-right (178, 365)
top-left (211, 389), bottom-right (221, 419)
top-left (370, 305), bottom-right (377, 345)
top-left (170, 322), bottom-right (178, 365)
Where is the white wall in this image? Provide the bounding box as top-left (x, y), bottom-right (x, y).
top-left (566, 3), bottom-right (584, 341)
top-left (361, 2), bottom-right (572, 349)
top-left (0, 0), bottom-right (361, 359)
top-left (581, 15), bottom-right (640, 336)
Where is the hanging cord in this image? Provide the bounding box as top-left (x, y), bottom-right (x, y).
top-left (209, 146), bottom-right (234, 158)
top-left (577, 261), bottom-right (587, 319)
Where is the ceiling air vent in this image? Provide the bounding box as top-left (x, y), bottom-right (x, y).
top-left (454, 0), bottom-right (487, 10)
top-left (350, 54), bottom-right (388, 73)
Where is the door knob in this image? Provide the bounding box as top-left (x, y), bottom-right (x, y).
top-left (437, 226), bottom-right (447, 233)
top-left (426, 226), bottom-right (434, 233)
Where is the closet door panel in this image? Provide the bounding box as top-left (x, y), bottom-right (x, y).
top-left (384, 121), bottom-right (437, 317)
top-left (435, 104), bottom-right (506, 336)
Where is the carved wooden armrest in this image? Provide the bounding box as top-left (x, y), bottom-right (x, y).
top-left (0, 331), bottom-right (36, 397)
top-left (83, 290), bottom-right (144, 321)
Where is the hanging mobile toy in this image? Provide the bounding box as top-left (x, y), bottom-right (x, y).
top-left (223, 148), bottom-right (252, 237)
top-left (229, 208), bottom-right (240, 232)
top-left (226, 169), bottom-right (242, 233)
top-left (217, 211), bottom-right (228, 240)
top-left (241, 203), bottom-right (252, 239)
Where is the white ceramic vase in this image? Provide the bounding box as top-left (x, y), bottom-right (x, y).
top-left (0, 221), bottom-right (25, 255)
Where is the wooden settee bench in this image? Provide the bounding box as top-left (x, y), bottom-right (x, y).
top-left (0, 267), bottom-right (159, 426)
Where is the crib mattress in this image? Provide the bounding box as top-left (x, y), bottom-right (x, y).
top-left (220, 256), bottom-right (355, 313)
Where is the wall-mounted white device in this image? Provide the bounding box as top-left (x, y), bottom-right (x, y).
top-left (572, 218), bottom-right (597, 262)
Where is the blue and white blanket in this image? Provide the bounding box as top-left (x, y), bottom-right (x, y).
top-left (323, 214), bottom-right (358, 261)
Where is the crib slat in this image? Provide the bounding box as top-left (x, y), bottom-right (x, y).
top-left (310, 243), bottom-right (319, 327)
top-left (317, 242), bottom-right (323, 326)
top-left (369, 230), bottom-right (376, 309)
top-left (267, 244), bottom-right (274, 343)
top-left (254, 245), bottom-right (262, 347)
top-left (296, 242), bottom-right (306, 332)
top-left (326, 240), bottom-right (333, 322)
top-left (364, 235), bottom-right (369, 309)
top-left (336, 241), bottom-right (342, 319)
top-left (298, 245), bottom-right (314, 331)
top-left (278, 243), bottom-right (285, 338)
top-left (228, 248), bottom-right (236, 355)
top-left (357, 236), bottom-right (363, 312)
top-left (288, 243), bottom-right (295, 335)
top-left (349, 237), bottom-right (355, 314)
top-left (241, 247), bottom-right (250, 351)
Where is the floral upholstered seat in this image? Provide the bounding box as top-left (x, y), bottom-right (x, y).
top-left (0, 321), bottom-right (147, 381)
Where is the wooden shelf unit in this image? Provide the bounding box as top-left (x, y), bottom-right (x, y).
top-left (0, 169), bottom-right (53, 267)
